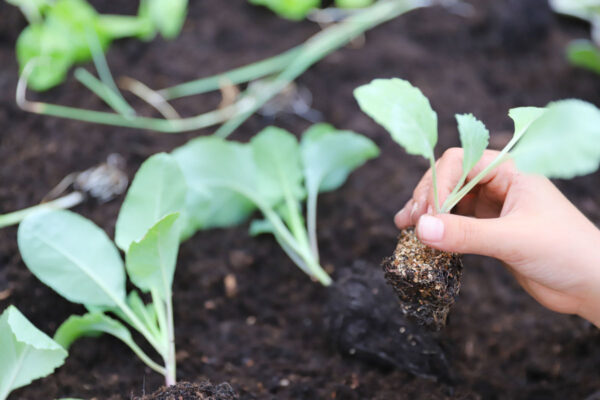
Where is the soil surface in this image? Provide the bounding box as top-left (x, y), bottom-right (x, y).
top-left (137, 381), bottom-right (239, 400)
top-left (2, 0), bottom-right (600, 399)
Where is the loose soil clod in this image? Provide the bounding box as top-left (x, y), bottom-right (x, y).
top-left (136, 381), bottom-right (238, 400)
top-left (382, 228), bottom-right (463, 330)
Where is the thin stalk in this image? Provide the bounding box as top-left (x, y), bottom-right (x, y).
top-left (442, 170), bottom-right (468, 211)
top-left (75, 69), bottom-right (135, 117)
top-left (119, 76), bottom-right (181, 119)
top-left (0, 192), bottom-right (84, 229)
top-left (158, 46), bottom-right (303, 100)
top-left (306, 192), bottom-right (320, 261)
top-left (151, 289), bottom-right (168, 345)
top-left (121, 337), bottom-right (167, 376)
top-left (164, 294), bottom-right (176, 386)
top-left (113, 296), bottom-right (166, 356)
top-left (430, 156), bottom-right (440, 213)
top-left (97, 14), bottom-right (153, 39)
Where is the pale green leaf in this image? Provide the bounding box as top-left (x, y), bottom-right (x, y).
top-left (456, 114), bottom-right (489, 175)
top-left (172, 137), bottom-right (258, 230)
top-left (249, 219), bottom-right (274, 236)
top-left (248, 0), bottom-right (320, 20)
top-left (508, 106), bottom-right (547, 141)
top-left (125, 213), bottom-right (181, 300)
top-left (354, 78), bottom-right (437, 159)
top-left (251, 126), bottom-right (305, 205)
top-left (145, 0), bottom-right (188, 39)
top-left (115, 153), bottom-right (187, 252)
top-left (511, 99), bottom-right (600, 178)
top-left (0, 306), bottom-right (67, 397)
top-left (54, 312), bottom-right (133, 350)
top-left (566, 39), bottom-right (600, 75)
top-left (300, 123), bottom-right (379, 194)
top-left (18, 210), bottom-right (126, 307)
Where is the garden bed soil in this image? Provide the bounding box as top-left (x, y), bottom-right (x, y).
top-left (1, 0), bottom-right (600, 398)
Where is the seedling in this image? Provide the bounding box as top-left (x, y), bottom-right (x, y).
top-left (354, 78), bottom-right (600, 328)
top-left (172, 124), bottom-right (379, 285)
top-left (10, 0), bottom-right (187, 91)
top-left (15, 0), bottom-right (431, 137)
top-left (0, 306), bottom-right (68, 400)
top-left (550, 0), bottom-right (600, 74)
top-left (17, 153), bottom-right (188, 385)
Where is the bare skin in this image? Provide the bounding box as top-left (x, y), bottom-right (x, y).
top-left (395, 148), bottom-right (600, 328)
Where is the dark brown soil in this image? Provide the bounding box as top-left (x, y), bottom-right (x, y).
top-left (383, 228), bottom-right (462, 331)
top-left (136, 381), bottom-right (238, 400)
top-left (2, 0), bottom-right (600, 399)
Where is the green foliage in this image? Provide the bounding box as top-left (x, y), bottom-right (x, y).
top-left (11, 0), bottom-right (187, 91)
top-left (172, 123), bottom-right (378, 285)
top-left (567, 40), bottom-right (600, 75)
top-left (249, 0), bottom-right (320, 20)
top-left (0, 306), bottom-right (67, 400)
top-left (17, 154), bottom-right (186, 385)
top-left (354, 78), bottom-right (600, 213)
top-left (335, 0), bottom-right (375, 8)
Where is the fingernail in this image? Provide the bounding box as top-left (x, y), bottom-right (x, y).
top-left (417, 215), bottom-right (444, 242)
top-left (410, 201), bottom-right (420, 221)
top-left (426, 205), bottom-right (433, 215)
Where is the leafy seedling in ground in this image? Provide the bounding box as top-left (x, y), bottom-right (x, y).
top-left (18, 153), bottom-right (188, 385)
top-left (172, 123), bottom-right (379, 286)
top-left (355, 78), bottom-right (600, 329)
top-left (0, 306), bottom-right (68, 400)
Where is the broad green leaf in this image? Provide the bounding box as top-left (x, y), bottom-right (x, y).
top-left (115, 153), bottom-right (187, 252)
top-left (508, 106), bottom-right (547, 141)
top-left (456, 114), bottom-right (489, 175)
top-left (300, 123), bottom-right (379, 194)
top-left (566, 39), bottom-right (600, 75)
top-left (0, 306), bottom-right (67, 397)
top-left (248, 0), bottom-right (320, 20)
top-left (143, 0), bottom-right (188, 39)
top-left (54, 312), bottom-right (134, 350)
top-left (172, 137), bottom-right (258, 230)
top-left (354, 78), bottom-right (438, 159)
top-left (18, 210), bottom-right (126, 307)
top-left (126, 213), bottom-right (181, 300)
top-left (511, 99), bottom-right (600, 178)
top-left (251, 127), bottom-right (305, 205)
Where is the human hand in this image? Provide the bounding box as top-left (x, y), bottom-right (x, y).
top-left (394, 148), bottom-right (600, 327)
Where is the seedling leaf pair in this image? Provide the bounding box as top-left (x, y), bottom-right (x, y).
top-left (173, 124), bottom-right (379, 285)
top-left (17, 153), bottom-right (187, 385)
top-left (355, 78), bottom-right (600, 213)
top-left (0, 306), bottom-right (67, 400)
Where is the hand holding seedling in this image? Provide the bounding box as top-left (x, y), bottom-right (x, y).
top-left (395, 149), bottom-right (600, 328)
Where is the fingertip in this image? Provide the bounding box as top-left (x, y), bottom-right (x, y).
top-left (394, 199), bottom-right (412, 229)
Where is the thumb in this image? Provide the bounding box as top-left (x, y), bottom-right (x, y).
top-left (415, 213), bottom-right (513, 259)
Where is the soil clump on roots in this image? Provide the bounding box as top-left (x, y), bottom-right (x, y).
top-left (136, 381), bottom-right (238, 400)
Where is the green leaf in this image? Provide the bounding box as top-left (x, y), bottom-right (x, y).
top-left (115, 153), bottom-right (187, 252)
top-left (508, 106), bottom-right (547, 141)
top-left (0, 306), bottom-right (67, 397)
top-left (566, 39), bottom-right (600, 75)
top-left (126, 213), bottom-right (181, 300)
top-left (142, 0), bottom-right (188, 39)
top-left (249, 219), bottom-right (274, 236)
top-left (456, 114), bottom-right (489, 176)
top-left (354, 78), bottom-right (438, 159)
top-left (54, 312), bottom-right (134, 350)
top-left (18, 210), bottom-right (126, 307)
top-left (335, 0), bottom-right (374, 8)
top-left (248, 0), bottom-right (320, 20)
top-left (172, 137), bottom-right (258, 230)
top-left (511, 99), bottom-right (600, 178)
top-left (251, 126), bottom-right (305, 205)
top-left (300, 123), bottom-right (379, 194)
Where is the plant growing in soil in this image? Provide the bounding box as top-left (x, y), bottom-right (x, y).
top-left (10, 0), bottom-right (187, 91)
top-left (354, 78), bottom-right (600, 329)
top-left (0, 306), bottom-right (68, 400)
top-left (172, 123), bottom-right (379, 285)
top-left (550, 0), bottom-right (600, 74)
top-left (17, 153), bottom-right (188, 385)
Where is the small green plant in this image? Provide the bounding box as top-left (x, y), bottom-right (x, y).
top-left (10, 0), bottom-right (187, 91)
top-left (248, 0), bottom-right (375, 20)
top-left (550, 0), bottom-right (600, 74)
top-left (17, 153), bottom-right (187, 386)
top-left (0, 305), bottom-right (68, 400)
top-left (172, 124), bottom-right (379, 285)
top-left (354, 78), bottom-right (600, 212)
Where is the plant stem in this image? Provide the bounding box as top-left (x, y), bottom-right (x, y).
top-left (158, 46), bottom-right (303, 100)
top-left (97, 15), bottom-right (154, 39)
top-left (164, 294), bottom-right (176, 386)
top-left (0, 192), bottom-right (84, 229)
top-left (121, 337), bottom-right (167, 376)
top-left (306, 192), bottom-right (320, 261)
top-left (430, 156), bottom-right (440, 213)
top-left (75, 68), bottom-right (135, 117)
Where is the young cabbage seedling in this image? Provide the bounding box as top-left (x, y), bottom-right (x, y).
top-left (172, 123), bottom-right (379, 286)
top-left (0, 306), bottom-right (68, 400)
top-left (354, 78), bottom-right (600, 329)
top-left (550, 0), bottom-right (600, 74)
top-left (17, 153), bottom-right (187, 386)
